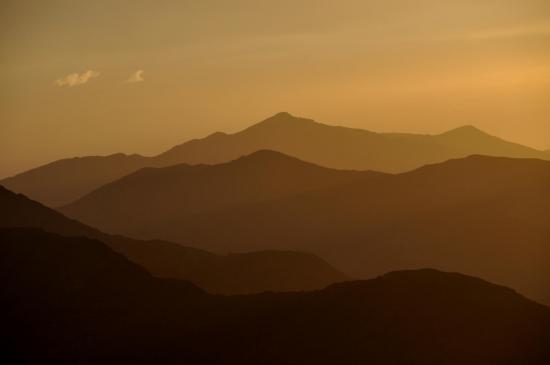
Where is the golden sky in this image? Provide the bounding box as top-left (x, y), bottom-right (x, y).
top-left (1, 0), bottom-right (549, 178)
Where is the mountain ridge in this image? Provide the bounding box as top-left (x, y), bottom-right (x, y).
top-left (3, 112), bottom-right (549, 207)
top-left (58, 152), bottom-right (550, 304)
top-left (0, 185), bottom-right (347, 294)
top-left (59, 150), bottom-right (382, 236)
top-left (3, 231), bottom-right (550, 364)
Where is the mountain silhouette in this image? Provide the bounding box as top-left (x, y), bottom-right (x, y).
top-left (3, 229), bottom-right (550, 364)
top-left (60, 153), bottom-right (550, 305)
top-left (2, 153), bottom-right (151, 207)
top-left (60, 150), bottom-right (382, 235)
top-left (157, 113), bottom-right (549, 172)
top-left (0, 186), bottom-right (346, 294)
top-left (3, 112), bottom-right (548, 207)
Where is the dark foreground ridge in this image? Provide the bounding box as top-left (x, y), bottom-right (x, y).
top-left (2, 228), bottom-right (550, 365)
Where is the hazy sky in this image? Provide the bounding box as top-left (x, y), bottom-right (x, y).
top-left (1, 0), bottom-right (549, 178)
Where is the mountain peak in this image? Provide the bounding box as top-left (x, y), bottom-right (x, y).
top-left (261, 111), bottom-right (303, 124)
top-left (270, 111), bottom-right (294, 119)
top-left (232, 149), bottom-right (308, 166)
top-left (441, 125), bottom-right (488, 137)
top-left (246, 112), bottom-right (316, 131)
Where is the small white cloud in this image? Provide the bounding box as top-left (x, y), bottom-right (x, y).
top-left (55, 70), bottom-right (100, 87)
top-left (126, 70), bottom-right (144, 83)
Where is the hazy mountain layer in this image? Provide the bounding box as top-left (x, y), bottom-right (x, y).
top-left (61, 153), bottom-right (550, 305)
top-left (2, 153), bottom-right (151, 207)
top-left (3, 112), bottom-right (548, 207)
top-left (0, 186), bottom-right (346, 294)
top-left (60, 150), bottom-right (383, 235)
top-left (3, 228), bottom-right (549, 364)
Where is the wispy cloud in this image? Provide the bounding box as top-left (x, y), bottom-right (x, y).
top-left (126, 70), bottom-right (144, 83)
top-left (55, 70), bottom-right (100, 87)
top-left (468, 24), bottom-right (550, 40)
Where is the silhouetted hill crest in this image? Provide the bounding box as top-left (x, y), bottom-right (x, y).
top-left (231, 149), bottom-right (329, 168)
top-left (59, 150), bottom-right (383, 242)
top-left (4, 234), bottom-right (550, 365)
top-left (324, 268), bottom-right (524, 301)
top-left (440, 125), bottom-right (488, 137)
top-left (66, 154), bottom-right (549, 305)
top-left (108, 149), bottom-right (339, 185)
top-left (0, 185), bottom-right (347, 294)
top-left (241, 111), bottom-right (321, 132)
top-left (410, 151), bottom-right (535, 177)
top-left (4, 112), bottom-right (550, 207)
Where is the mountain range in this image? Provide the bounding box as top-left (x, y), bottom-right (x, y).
top-left (60, 152), bottom-right (550, 305)
top-left (3, 227), bottom-right (549, 365)
top-left (3, 111), bottom-right (549, 363)
top-left (60, 150), bottom-right (383, 235)
top-left (0, 185), bottom-right (346, 294)
top-left (3, 112), bottom-right (549, 207)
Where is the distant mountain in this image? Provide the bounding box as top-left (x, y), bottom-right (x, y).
top-left (0, 186), bottom-right (346, 294)
top-left (60, 150), bottom-right (382, 235)
top-left (157, 114), bottom-right (549, 172)
top-left (61, 153), bottom-right (550, 305)
top-left (2, 153), bottom-right (151, 207)
top-left (3, 231), bottom-right (549, 364)
top-left (3, 112), bottom-right (548, 207)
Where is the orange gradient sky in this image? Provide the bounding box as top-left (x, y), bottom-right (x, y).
top-left (1, 0), bottom-right (549, 178)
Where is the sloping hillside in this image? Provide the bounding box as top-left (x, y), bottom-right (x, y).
top-left (64, 154), bottom-right (550, 304)
top-left (0, 186), bottom-right (346, 294)
top-left (3, 231), bottom-right (549, 365)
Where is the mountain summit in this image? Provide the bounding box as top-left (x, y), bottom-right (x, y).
top-left (2, 113), bottom-right (549, 207)
top-left (241, 111), bottom-right (317, 131)
top-left (60, 150), bottom-right (381, 237)
top-left (440, 125), bottom-right (489, 137)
